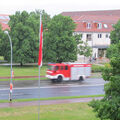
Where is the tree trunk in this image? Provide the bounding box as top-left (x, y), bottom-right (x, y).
top-left (20, 62), bottom-right (23, 66)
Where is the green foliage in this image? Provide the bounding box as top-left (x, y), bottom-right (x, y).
top-left (75, 34), bottom-right (92, 58)
top-left (0, 25), bottom-right (10, 59)
top-left (106, 43), bottom-right (120, 59)
top-left (78, 41), bottom-right (92, 57)
top-left (1, 10), bottom-right (50, 66)
top-left (110, 20), bottom-right (120, 44)
top-left (89, 44), bottom-right (120, 119)
top-left (92, 64), bottom-right (105, 73)
top-left (107, 20), bottom-right (120, 59)
top-left (43, 15), bottom-right (77, 63)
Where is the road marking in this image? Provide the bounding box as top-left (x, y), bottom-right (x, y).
top-left (0, 84), bottom-right (104, 91)
top-left (40, 84), bottom-right (104, 88)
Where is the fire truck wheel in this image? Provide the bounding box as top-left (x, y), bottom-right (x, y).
top-left (57, 76), bottom-right (63, 82)
top-left (79, 76), bottom-right (84, 81)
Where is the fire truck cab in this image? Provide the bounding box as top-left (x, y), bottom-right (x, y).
top-left (46, 63), bottom-right (91, 82)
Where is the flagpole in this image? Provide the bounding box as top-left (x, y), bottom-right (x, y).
top-left (38, 65), bottom-right (41, 120)
top-left (38, 13), bottom-right (42, 120)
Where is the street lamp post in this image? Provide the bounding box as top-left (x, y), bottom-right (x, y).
top-left (4, 31), bottom-right (13, 101)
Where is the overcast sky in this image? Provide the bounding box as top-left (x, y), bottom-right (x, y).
top-left (0, 0), bottom-right (120, 17)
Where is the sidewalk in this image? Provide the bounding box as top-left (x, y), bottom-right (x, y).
top-left (0, 97), bottom-right (103, 108)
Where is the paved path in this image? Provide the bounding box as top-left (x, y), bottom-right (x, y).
top-left (0, 97), bottom-right (103, 108)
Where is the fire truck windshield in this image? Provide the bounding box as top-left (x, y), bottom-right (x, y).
top-left (48, 65), bottom-right (54, 70)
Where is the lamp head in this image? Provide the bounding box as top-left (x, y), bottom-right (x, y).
top-left (4, 31), bottom-right (9, 35)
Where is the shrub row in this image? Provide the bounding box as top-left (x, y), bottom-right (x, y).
top-left (92, 64), bottom-right (105, 72)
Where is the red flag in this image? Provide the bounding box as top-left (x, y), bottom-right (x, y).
top-left (38, 22), bottom-right (43, 66)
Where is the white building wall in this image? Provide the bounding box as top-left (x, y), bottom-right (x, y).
top-left (74, 32), bottom-right (111, 61)
top-left (80, 32), bottom-right (93, 46)
top-left (79, 32), bottom-right (111, 47)
top-left (92, 33), bottom-right (111, 46)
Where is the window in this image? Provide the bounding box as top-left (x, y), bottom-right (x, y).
top-left (65, 66), bottom-right (68, 70)
top-left (106, 34), bottom-right (109, 38)
top-left (86, 34), bottom-right (92, 41)
top-left (61, 66), bottom-right (64, 70)
top-left (103, 24), bottom-right (108, 28)
top-left (98, 34), bottom-right (102, 38)
top-left (87, 23), bottom-right (91, 29)
top-left (55, 66), bottom-right (59, 70)
top-left (97, 23), bottom-right (102, 29)
top-left (48, 65), bottom-right (54, 70)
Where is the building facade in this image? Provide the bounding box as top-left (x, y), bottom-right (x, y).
top-left (0, 14), bottom-right (10, 30)
top-left (62, 10), bottom-right (120, 60)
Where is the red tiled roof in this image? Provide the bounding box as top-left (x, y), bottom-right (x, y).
top-left (0, 22), bottom-right (10, 30)
top-left (62, 10), bottom-right (120, 32)
top-left (71, 15), bottom-right (120, 23)
top-left (74, 21), bottom-right (113, 32)
top-left (70, 15), bottom-right (120, 32)
top-left (61, 9), bottom-right (120, 17)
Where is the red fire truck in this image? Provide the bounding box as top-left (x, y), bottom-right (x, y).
top-left (46, 63), bottom-right (91, 82)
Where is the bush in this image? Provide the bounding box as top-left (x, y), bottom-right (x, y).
top-left (92, 64), bottom-right (105, 73)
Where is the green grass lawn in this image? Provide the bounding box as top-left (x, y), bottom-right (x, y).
top-left (0, 102), bottom-right (100, 120)
top-left (0, 65), bottom-right (47, 81)
top-left (0, 65), bottom-right (47, 76)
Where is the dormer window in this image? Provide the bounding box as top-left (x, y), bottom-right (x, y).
top-left (83, 21), bottom-right (87, 28)
top-left (97, 23), bottom-right (102, 29)
top-left (103, 24), bottom-right (108, 28)
top-left (94, 22), bottom-right (98, 28)
top-left (87, 23), bottom-right (91, 29)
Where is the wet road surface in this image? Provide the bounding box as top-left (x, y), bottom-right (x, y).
top-left (0, 78), bottom-right (106, 100)
top-left (0, 78), bottom-right (106, 88)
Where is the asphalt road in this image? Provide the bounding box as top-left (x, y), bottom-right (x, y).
top-left (0, 78), bottom-right (106, 88)
top-left (0, 78), bottom-right (106, 100)
top-left (0, 85), bottom-right (104, 100)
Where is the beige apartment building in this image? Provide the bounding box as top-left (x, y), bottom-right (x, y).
top-left (62, 10), bottom-right (120, 61)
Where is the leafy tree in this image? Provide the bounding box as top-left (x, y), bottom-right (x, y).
top-left (89, 50), bottom-right (120, 120)
top-left (1, 10), bottom-right (50, 66)
top-left (75, 34), bottom-right (92, 62)
top-left (0, 25), bottom-right (4, 55)
top-left (89, 21), bottom-right (120, 120)
top-left (78, 41), bottom-right (92, 62)
top-left (106, 44), bottom-right (119, 59)
top-left (0, 25), bottom-right (10, 59)
top-left (43, 15), bottom-right (77, 63)
top-left (110, 20), bottom-right (120, 44)
top-left (106, 20), bottom-right (120, 59)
